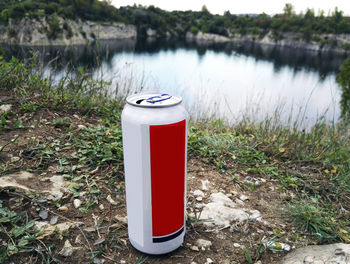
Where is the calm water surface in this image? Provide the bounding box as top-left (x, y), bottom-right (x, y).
top-left (4, 40), bottom-right (348, 127)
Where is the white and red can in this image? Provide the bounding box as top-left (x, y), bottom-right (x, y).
top-left (121, 92), bottom-right (188, 254)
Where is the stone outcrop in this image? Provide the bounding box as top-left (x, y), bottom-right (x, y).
top-left (281, 243), bottom-right (350, 264)
top-left (186, 30), bottom-right (350, 53)
top-left (0, 17), bottom-right (136, 46)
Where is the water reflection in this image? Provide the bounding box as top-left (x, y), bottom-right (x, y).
top-left (2, 39), bottom-right (348, 126)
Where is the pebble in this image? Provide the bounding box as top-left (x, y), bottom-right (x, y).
top-left (106, 195), bottom-right (118, 205)
top-left (115, 215), bottom-right (128, 224)
top-left (201, 179), bottom-right (210, 190)
top-left (39, 210), bottom-right (48, 220)
top-left (50, 216), bottom-right (59, 225)
top-left (73, 199), bottom-right (82, 209)
top-left (75, 234), bottom-right (83, 244)
top-left (233, 243), bottom-right (241, 248)
top-left (239, 194), bottom-right (249, 201)
top-left (120, 261), bottom-right (126, 264)
top-left (99, 204), bottom-right (104, 210)
top-left (0, 104), bottom-right (12, 114)
top-left (58, 206), bottom-right (68, 211)
top-left (205, 258), bottom-right (214, 264)
top-left (193, 189), bottom-right (205, 197)
top-left (10, 156), bottom-right (20, 162)
top-left (190, 245), bottom-right (199, 251)
top-left (59, 240), bottom-right (74, 257)
top-left (196, 239), bottom-right (212, 248)
top-left (196, 196), bottom-right (203, 202)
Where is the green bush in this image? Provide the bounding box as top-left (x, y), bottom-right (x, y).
top-left (47, 13), bottom-right (61, 39)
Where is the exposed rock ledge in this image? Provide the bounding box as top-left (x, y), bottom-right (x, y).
top-left (0, 18), bottom-right (136, 46)
top-left (186, 31), bottom-right (350, 53)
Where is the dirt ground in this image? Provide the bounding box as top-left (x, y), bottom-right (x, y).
top-left (0, 96), bottom-right (294, 264)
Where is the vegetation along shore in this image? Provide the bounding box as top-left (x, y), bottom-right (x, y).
top-left (0, 0), bottom-right (350, 53)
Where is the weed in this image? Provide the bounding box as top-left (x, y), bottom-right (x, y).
top-left (72, 125), bottom-right (123, 168)
top-left (0, 196), bottom-right (37, 262)
top-left (53, 117), bottom-right (72, 127)
top-left (21, 102), bottom-right (39, 113)
top-left (286, 198), bottom-right (342, 243)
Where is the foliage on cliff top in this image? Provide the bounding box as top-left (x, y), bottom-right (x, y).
top-left (1, 1), bottom-right (350, 39)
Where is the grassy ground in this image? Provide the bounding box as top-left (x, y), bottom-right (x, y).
top-left (0, 56), bottom-right (350, 264)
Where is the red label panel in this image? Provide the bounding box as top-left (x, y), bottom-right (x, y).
top-left (150, 120), bottom-right (186, 237)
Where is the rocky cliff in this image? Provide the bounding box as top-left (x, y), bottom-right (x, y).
top-left (0, 17), bottom-right (136, 46)
top-left (186, 31), bottom-right (350, 53)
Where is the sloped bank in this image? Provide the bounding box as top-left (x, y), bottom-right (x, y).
top-left (186, 31), bottom-right (350, 54)
top-left (0, 17), bottom-right (136, 46)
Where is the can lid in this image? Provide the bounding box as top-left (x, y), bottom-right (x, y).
top-left (126, 93), bottom-right (182, 108)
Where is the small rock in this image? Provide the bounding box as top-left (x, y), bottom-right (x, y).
top-left (58, 206), bottom-right (68, 211)
top-left (201, 180), bottom-right (210, 191)
top-left (120, 261), bottom-right (126, 264)
top-left (50, 216), bottom-right (59, 225)
top-left (239, 194), bottom-right (249, 201)
top-left (0, 104), bottom-right (12, 114)
top-left (73, 199), bottom-right (82, 209)
top-left (75, 234), bottom-right (83, 244)
top-left (39, 210), bottom-right (48, 220)
top-left (196, 239), bottom-right (212, 249)
top-left (190, 245), bottom-right (199, 251)
top-left (233, 243), bottom-right (241, 248)
top-left (59, 240), bottom-right (74, 257)
top-left (205, 258), bottom-right (214, 264)
top-left (10, 156), bottom-right (20, 163)
top-left (115, 215), bottom-right (127, 224)
top-left (77, 125), bottom-right (87, 131)
top-left (99, 204), bottom-right (104, 210)
top-left (254, 261), bottom-right (262, 264)
top-left (190, 262), bottom-right (197, 264)
top-left (193, 190), bottom-right (205, 197)
top-left (196, 196), bottom-right (203, 202)
top-left (106, 195), bottom-right (118, 205)
top-left (93, 258), bottom-right (105, 264)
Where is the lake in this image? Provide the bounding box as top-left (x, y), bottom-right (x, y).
top-left (3, 39), bottom-right (349, 127)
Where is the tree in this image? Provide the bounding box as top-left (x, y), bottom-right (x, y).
top-left (283, 3), bottom-right (295, 17)
top-left (337, 58), bottom-right (350, 117)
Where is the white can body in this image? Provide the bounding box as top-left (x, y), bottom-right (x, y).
top-left (121, 93), bottom-right (188, 255)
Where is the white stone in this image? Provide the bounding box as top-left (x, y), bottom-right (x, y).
top-left (190, 245), bottom-right (199, 251)
top-left (196, 196), bottom-right (203, 202)
top-left (193, 189), bottom-right (205, 197)
top-left (106, 195), bottom-right (118, 205)
top-left (205, 258), bottom-right (214, 264)
top-left (0, 104), bottom-right (12, 114)
top-left (99, 204), bottom-right (104, 210)
top-left (282, 243), bottom-right (350, 264)
top-left (10, 156), bottom-right (20, 162)
top-left (239, 194), bottom-right (249, 201)
top-left (199, 192), bottom-right (262, 227)
top-left (196, 239), bottom-right (212, 248)
top-left (59, 240), bottom-right (74, 257)
top-left (58, 206), bottom-right (68, 211)
top-left (73, 199), bottom-right (82, 208)
top-left (201, 179), bottom-right (210, 190)
top-left (35, 221), bottom-right (82, 239)
top-left (233, 243), bottom-right (241, 248)
top-left (115, 215), bottom-right (127, 224)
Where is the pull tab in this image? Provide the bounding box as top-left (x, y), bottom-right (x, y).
top-left (146, 94), bottom-right (172, 104)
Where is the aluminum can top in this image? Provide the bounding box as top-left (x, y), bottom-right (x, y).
top-left (126, 93), bottom-right (182, 108)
